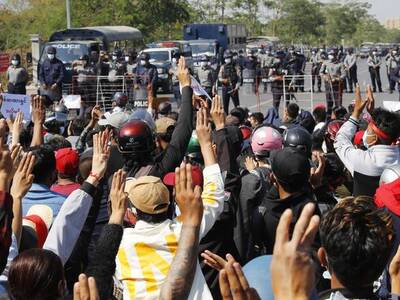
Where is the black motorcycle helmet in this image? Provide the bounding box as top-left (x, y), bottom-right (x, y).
top-left (117, 120), bottom-right (155, 155)
top-left (283, 126), bottom-right (312, 156)
top-left (158, 101), bottom-right (172, 116)
top-left (224, 50), bottom-right (233, 59)
top-left (112, 92), bottom-right (128, 107)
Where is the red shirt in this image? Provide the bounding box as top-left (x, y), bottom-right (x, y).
top-left (51, 183), bottom-right (81, 197)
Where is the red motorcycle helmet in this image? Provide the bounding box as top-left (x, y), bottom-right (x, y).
top-left (117, 120), bottom-right (155, 154)
top-left (326, 120), bottom-right (345, 141)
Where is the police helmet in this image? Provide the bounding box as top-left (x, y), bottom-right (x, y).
top-left (200, 55), bottom-right (209, 62)
top-left (112, 92), bottom-right (128, 107)
top-left (117, 120), bottom-right (155, 154)
top-left (79, 54), bottom-right (89, 62)
top-left (47, 46), bottom-right (56, 55)
top-left (283, 126), bottom-right (312, 156)
top-left (158, 101), bottom-right (172, 116)
top-left (12, 54), bottom-right (21, 61)
top-left (224, 50), bottom-right (233, 59)
top-left (139, 52), bottom-right (150, 61)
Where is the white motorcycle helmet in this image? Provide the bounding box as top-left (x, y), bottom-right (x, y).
top-left (380, 165), bottom-right (400, 186)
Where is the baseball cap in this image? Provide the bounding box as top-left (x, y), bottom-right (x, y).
top-left (125, 176), bottom-right (170, 214)
top-left (23, 205), bottom-right (53, 248)
top-left (55, 148), bottom-right (79, 176)
top-left (155, 117), bottom-right (176, 134)
top-left (163, 165), bottom-right (203, 187)
top-left (271, 148), bottom-right (310, 187)
top-left (98, 111), bottom-right (130, 129)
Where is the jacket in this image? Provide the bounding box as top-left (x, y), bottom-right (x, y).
top-left (38, 58), bottom-right (65, 86)
top-left (115, 164), bottom-right (225, 300)
top-left (252, 187), bottom-right (318, 255)
top-left (22, 183), bottom-right (66, 219)
top-left (334, 117), bottom-right (400, 197)
top-left (125, 87), bottom-right (193, 179)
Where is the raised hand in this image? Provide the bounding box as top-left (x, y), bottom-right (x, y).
top-left (0, 138), bottom-right (13, 191)
top-left (73, 274), bottom-right (99, 300)
top-left (366, 84), bottom-right (375, 114)
top-left (31, 95), bottom-right (45, 125)
top-left (310, 152), bottom-right (326, 188)
top-left (10, 144), bottom-right (23, 179)
top-left (175, 163), bottom-right (203, 226)
top-left (88, 130), bottom-right (110, 186)
top-left (201, 250), bottom-right (228, 271)
top-left (11, 152), bottom-right (35, 201)
top-left (196, 107), bottom-right (212, 147)
top-left (352, 84), bottom-right (368, 119)
top-left (219, 254), bottom-right (260, 300)
top-left (109, 169), bottom-right (128, 225)
top-left (11, 112), bottom-right (23, 146)
top-left (177, 56), bottom-right (191, 88)
top-left (271, 203), bottom-right (320, 300)
top-left (210, 95), bottom-right (225, 131)
top-left (390, 246), bottom-right (400, 294)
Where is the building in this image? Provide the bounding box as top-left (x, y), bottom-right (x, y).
top-left (385, 18), bottom-right (400, 30)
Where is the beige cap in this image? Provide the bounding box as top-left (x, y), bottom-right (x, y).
top-left (125, 176), bottom-right (170, 214)
top-left (155, 117), bottom-right (176, 134)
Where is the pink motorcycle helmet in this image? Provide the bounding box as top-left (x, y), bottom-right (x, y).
top-left (251, 126), bottom-right (283, 157)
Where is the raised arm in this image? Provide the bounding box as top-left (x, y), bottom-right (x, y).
top-left (30, 96), bottom-right (45, 147)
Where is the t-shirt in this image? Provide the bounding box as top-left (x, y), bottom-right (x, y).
top-left (51, 183), bottom-right (81, 197)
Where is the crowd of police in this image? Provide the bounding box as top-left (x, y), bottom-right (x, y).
top-left (4, 43), bottom-right (400, 114)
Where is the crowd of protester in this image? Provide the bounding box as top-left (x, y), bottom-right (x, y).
top-left (0, 56), bottom-right (399, 300)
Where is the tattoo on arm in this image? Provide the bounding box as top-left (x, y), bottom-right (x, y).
top-left (159, 224), bottom-right (200, 300)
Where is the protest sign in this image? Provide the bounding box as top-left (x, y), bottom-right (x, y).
top-left (1, 93), bottom-right (31, 121)
top-left (180, 76), bottom-right (212, 101)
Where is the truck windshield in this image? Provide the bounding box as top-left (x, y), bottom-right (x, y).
top-left (146, 51), bottom-right (170, 62)
top-left (190, 43), bottom-right (215, 56)
top-left (41, 43), bottom-right (88, 64)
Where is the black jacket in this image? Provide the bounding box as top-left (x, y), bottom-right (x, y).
top-left (125, 86), bottom-right (193, 179)
top-left (252, 186), bottom-right (319, 255)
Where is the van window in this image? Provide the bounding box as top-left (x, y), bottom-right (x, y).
top-left (41, 43), bottom-right (88, 64)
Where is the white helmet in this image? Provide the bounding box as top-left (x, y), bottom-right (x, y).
top-left (380, 165), bottom-right (400, 185)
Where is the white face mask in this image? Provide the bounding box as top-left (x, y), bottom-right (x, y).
top-left (11, 60), bottom-right (19, 66)
top-left (362, 130), bottom-right (376, 149)
top-left (372, 51), bottom-right (377, 55)
top-left (112, 56), bottom-right (117, 61)
top-left (172, 58), bottom-right (177, 63)
top-left (125, 56), bottom-right (130, 62)
top-left (47, 54), bottom-right (55, 60)
top-left (201, 61), bottom-right (207, 67)
top-left (312, 51), bottom-right (316, 55)
top-left (140, 60), bottom-right (146, 66)
top-left (225, 58), bottom-right (232, 64)
top-left (393, 51), bottom-right (398, 55)
top-left (328, 55), bottom-right (334, 61)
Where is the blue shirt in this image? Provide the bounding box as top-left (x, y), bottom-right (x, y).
top-left (22, 183), bottom-right (66, 219)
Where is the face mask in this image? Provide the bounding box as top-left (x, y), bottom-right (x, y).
top-left (125, 56), bottom-right (130, 62)
top-left (225, 58), bottom-right (231, 64)
top-left (328, 55), bottom-right (334, 61)
top-left (266, 51), bottom-right (270, 55)
top-left (362, 130), bottom-right (376, 149)
top-left (112, 56), bottom-right (117, 61)
top-left (201, 62), bottom-right (207, 67)
top-left (320, 49), bottom-right (324, 52)
top-left (393, 51), bottom-right (397, 55)
top-left (233, 55), bottom-right (238, 60)
top-left (289, 50), bottom-right (294, 54)
top-left (47, 54), bottom-right (55, 60)
top-left (140, 60), bottom-right (146, 66)
top-left (172, 58), bottom-right (177, 63)
top-left (11, 60), bottom-right (19, 66)
top-left (372, 51), bottom-right (377, 55)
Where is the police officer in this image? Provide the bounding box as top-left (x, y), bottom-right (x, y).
top-left (218, 50), bottom-right (241, 114)
top-left (168, 52), bottom-right (181, 107)
top-left (260, 47), bottom-right (275, 92)
top-left (134, 52), bottom-right (158, 99)
top-left (124, 50), bottom-right (137, 75)
top-left (196, 55), bottom-right (215, 98)
top-left (7, 54), bottom-right (28, 95)
top-left (286, 46), bottom-right (305, 92)
top-left (344, 47), bottom-right (358, 93)
top-left (108, 49), bottom-right (125, 83)
top-left (310, 48), bottom-right (322, 93)
top-left (319, 48), bottom-right (346, 117)
top-left (367, 48), bottom-right (383, 93)
top-left (386, 47), bottom-right (399, 93)
top-left (39, 46), bottom-right (65, 102)
top-left (269, 50), bottom-right (290, 112)
top-left (73, 55), bottom-right (97, 103)
top-left (390, 63), bottom-right (400, 101)
top-left (242, 49), bottom-right (258, 93)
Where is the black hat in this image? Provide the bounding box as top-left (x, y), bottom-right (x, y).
top-left (271, 148), bottom-right (310, 187)
top-left (47, 46), bottom-right (56, 54)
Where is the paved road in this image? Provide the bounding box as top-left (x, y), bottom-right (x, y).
top-left (225, 59), bottom-right (399, 114)
top-left (166, 59), bottom-right (399, 114)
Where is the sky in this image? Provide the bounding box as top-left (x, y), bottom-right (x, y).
top-left (366, 0), bottom-right (400, 22)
